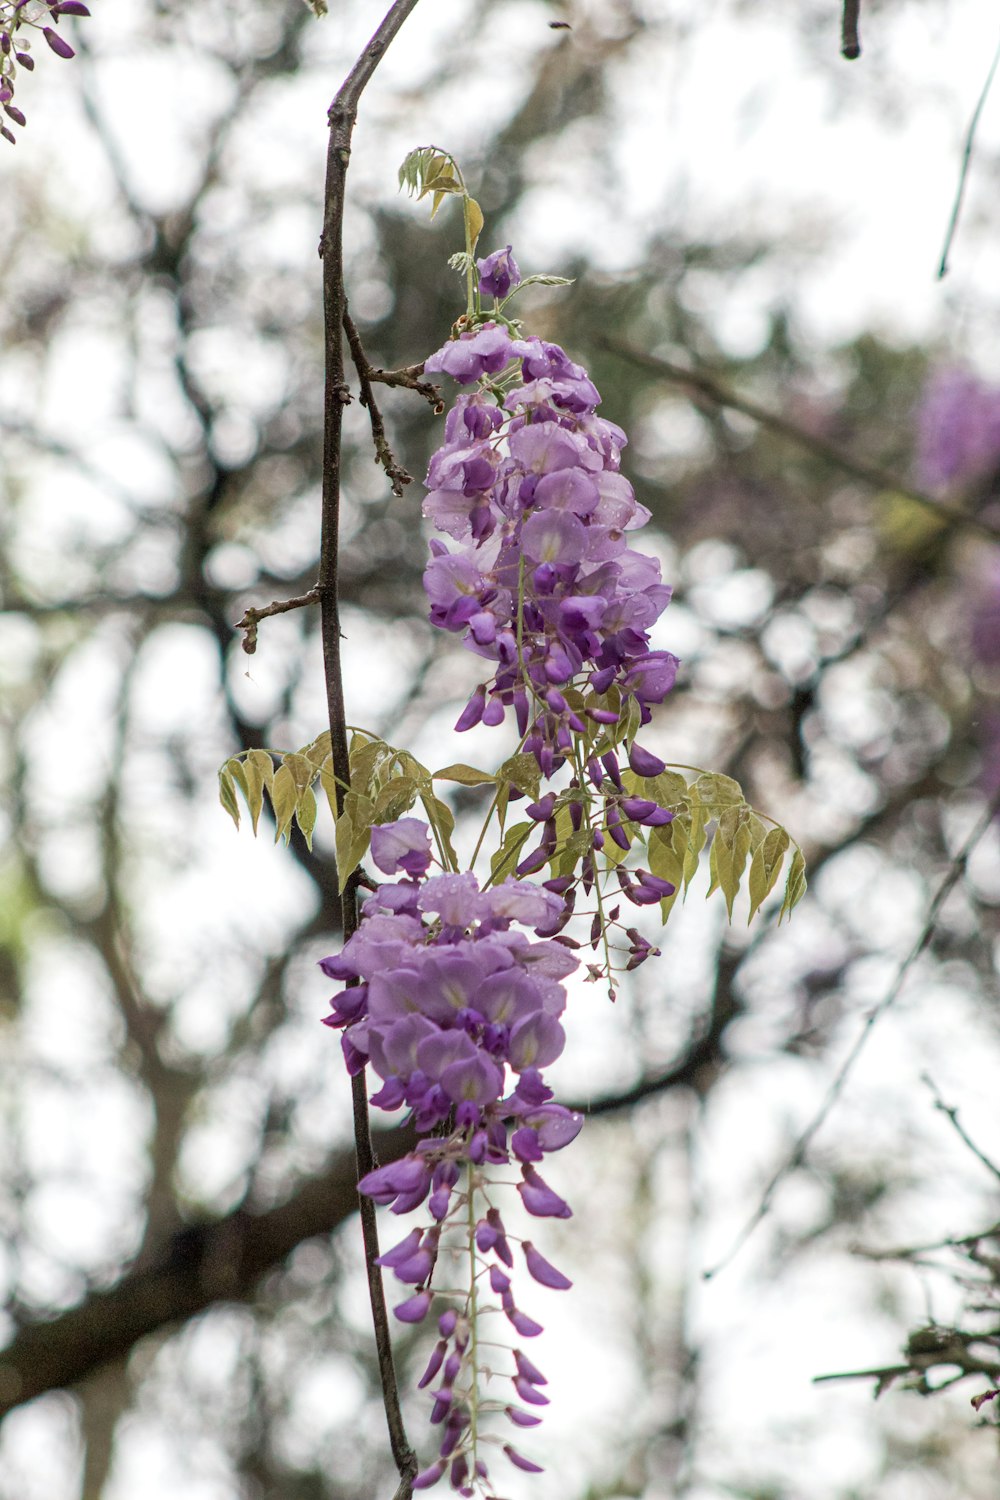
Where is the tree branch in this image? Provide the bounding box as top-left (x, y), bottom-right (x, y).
top-left (704, 785), bottom-right (1000, 1279)
top-left (235, 589), bottom-right (321, 654)
top-left (0, 1124), bottom-right (416, 1420)
top-left (840, 0), bottom-right (861, 60)
top-left (317, 4), bottom-right (423, 1489)
top-left (600, 339), bottom-right (1000, 544)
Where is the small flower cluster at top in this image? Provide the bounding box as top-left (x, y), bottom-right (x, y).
top-left (1, 0), bottom-right (88, 144)
top-left (422, 243), bottom-right (679, 779)
top-left (321, 818), bottom-right (583, 1491)
top-left (320, 246), bottom-right (680, 1493)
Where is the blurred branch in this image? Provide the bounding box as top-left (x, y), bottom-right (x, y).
top-left (938, 28), bottom-right (1000, 278)
top-left (922, 1073), bottom-right (1000, 1185)
top-left (601, 339), bottom-right (1000, 543)
top-left (0, 1124), bottom-right (416, 1421)
top-left (318, 5), bottom-right (423, 1491)
top-left (704, 784), bottom-right (1000, 1279)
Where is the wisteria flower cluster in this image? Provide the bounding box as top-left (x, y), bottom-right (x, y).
top-left (0, 0), bottom-right (88, 144)
top-left (316, 245), bottom-right (686, 1493)
top-left (322, 819), bottom-right (583, 1488)
top-left (422, 313), bottom-right (679, 777)
top-left (277, 221), bottom-right (800, 1493)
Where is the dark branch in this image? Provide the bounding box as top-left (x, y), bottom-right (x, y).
top-left (840, 0), bottom-right (861, 60)
top-left (343, 308), bottom-right (415, 498)
top-left (601, 339), bottom-right (1000, 544)
top-left (704, 785), bottom-right (1000, 1279)
top-left (235, 589), bottom-right (321, 654)
top-left (0, 1125), bottom-right (416, 1421)
top-left (318, 4), bottom-right (423, 1490)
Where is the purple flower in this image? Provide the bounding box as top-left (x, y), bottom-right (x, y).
top-left (504, 1445), bottom-right (545, 1474)
top-left (518, 1165), bottom-right (572, 1219)
top-left (370, 818), bottom-right (434, 877)
top-left (424, 322), bottom-right (531, 384)
top-left (394, 1289), bottom-right (433, 1323)
top-left (916, 366), bottom-right (1000, 489)
top-left (477, 245), bottom-right (522, 299)
top-left (522, 1241), bottom-right (572, 1290)
top-left (506, 1405), bottom-right (543, 1428)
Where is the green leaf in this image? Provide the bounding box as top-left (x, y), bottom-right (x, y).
top-left (693, 771), bottom-right (745, 810)
top-left (335, 789), bottom-right (374, 891)
top-left (648, 824), bottom-right (684, 920)
top-left (420, 790), bottom-right (459, 869)
top-left (501, 273), bottom-right (575, 301)
top-left (243, 748), bottom-right (275, 835)
top-left (300, 731), bottom-right (331, 768)
top-left (465, 196), bottom-right (484, 253)
top-left (489, 821), bottom-right (532, 883)
top-left (270, 764), bottom-right (300, 845)
top-left (498, 753), bottom-right (542, 802)
top-left (419, 173), bottom-right (462, 199)
top-left (779, 848), bottom-right (808, 922)
top-left (648, 769), bottom-right (690, 808)
top-left (433, 763), bottom-right (497, 787)
top-left (218, 767), bottom-right (241, 830)
top-left (295, 786), bottom-right (318, 851)
top-left (682, 800), bottom-right (707, 891)
top-left (349, 734), bottom-right (383, 798)
top-left (747, 826), bottom-right (790, 922)
top-left (708, 806), bottom-right (752, 919)
top-left (374, 774), bottom-right (420, 824)
top-left (319, 757), bottom-right (341, 824)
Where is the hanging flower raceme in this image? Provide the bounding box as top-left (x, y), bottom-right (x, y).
top-left (319, 818), bottom-right (582, 1490)
top-left (422, 289), bottom-right (679, 776)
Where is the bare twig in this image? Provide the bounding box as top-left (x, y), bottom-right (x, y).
top-left (317, 3), bottom-right (423, 1491)
top-left (343, 308), bottom-right (415, 497)
top-left (841, 0), bottom-right (862, 60)
top-left (704, 786), bottom-right (1000, 1279)
top-left (922, 1073), bottom-right (1000, 1185)
top-left (938, 27), bottom-right (1000, 278)
top-left (601, 339), bottom-right (1000, 544)
top-left (235, 588), bottom-right (321, 654)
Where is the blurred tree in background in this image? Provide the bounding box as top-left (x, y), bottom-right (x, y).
top-left (1, 1), bottom-right (999, 1497)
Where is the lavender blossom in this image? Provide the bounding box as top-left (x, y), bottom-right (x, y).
top-left (477, 244), bottom-right (522, 300)
top-left (421, 301), bottom-right (679, 774)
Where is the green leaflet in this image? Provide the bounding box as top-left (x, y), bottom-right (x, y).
top-left (433, 763), bottom-right (497, 787)
top-left (748, 825), bottom-right (791, 923)
top-left (218, 764), bottom-right (241, 830)
top-left (216, 731), bottom-right (806, 930)
top-left (490, 821), bottom-right (532, 883)
top-left (780, 848), bottom-right (808, 922)
top-left (708, 805), bottom-right (753, 920)
top-left (335, 789), bottom-right (375, 891)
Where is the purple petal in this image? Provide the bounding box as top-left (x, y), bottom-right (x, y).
top-left (393, 1289), bottom-right (432, 1324)
top-left (43, 26), bottom-right (75, 57)
top-left (522, 1240), bottom-right (572, 1290)
top-left (506, 1405), bottom-right (543, 1428)
top-left (504, 1444), bottom-right (545, 1474)
top-left (513, 1374), bottom-right (550, 1406)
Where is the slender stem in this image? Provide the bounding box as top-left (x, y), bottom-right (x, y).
top-left (465, 1162), bottom-right (481, 1468)
top-left (840, 0), bottom-right (861, 59)
top-left (318, 1), bottom-right (423, 1488)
